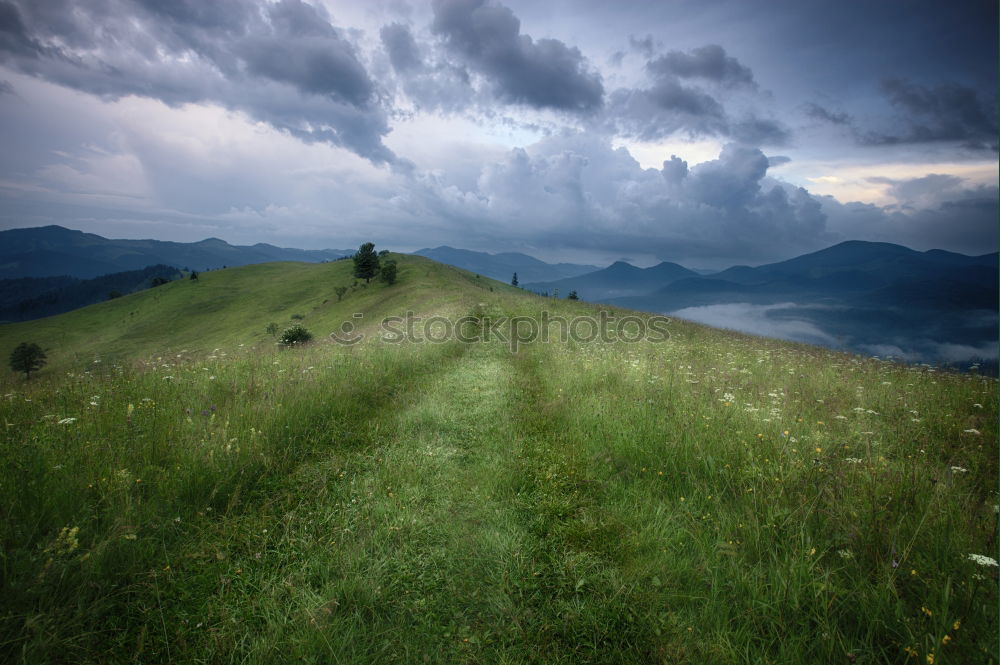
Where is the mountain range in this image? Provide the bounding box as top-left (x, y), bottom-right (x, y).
top-left (413, 246), bottom-right (598, 283)
top-left (0, 225), bottom-right (354, 279)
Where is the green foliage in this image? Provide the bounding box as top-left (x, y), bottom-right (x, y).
top-left (265, 322), bottom-right (279, 337)
top-left (8, 341), bottom-right (46, 378)
top-left (567, 290), bottom-right (579, 300)
top-left (334, 286), bottom-right (348, 301)
top-left (0, 253), bottom-right (995, 665)
top-left (291, 313), bottom-right (305, 320)
top-left (278, 323), bottom-right (313, 346)
top-left (380, 259), bottom-right (398, 285)
top-left (353, 242), bottom-right (380, 283)
top-left (151, 276), bottom-right (170, 287)
top-left (190, 270), bottom-right (199, 280)
top-left (511, 271), bottom-right (519, 287)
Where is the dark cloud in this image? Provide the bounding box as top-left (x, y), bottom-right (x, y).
top-left (627, 34), bottom-right (657, 59)
top-left (647, 45), bottom-right (755, 89)
top-left (430, 0), bottom-right (604, 112)
top-left (864, 79), bottom-right (997, 151)
top-left (381, 22), bottom-right (423, 73)
top-left (803, 102), bottom-right (852, 126)
top-left (607, 79), bottom-right (727, 141)
top-left (0, 79), bottom-right (13, 94)
top-left (0, 0), bottom-right (397, 163)
top-left (0, 1), bottom-right (43, 56)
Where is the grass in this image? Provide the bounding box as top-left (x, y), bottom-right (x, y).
top-left (0, 256), bottom-right (995, 663)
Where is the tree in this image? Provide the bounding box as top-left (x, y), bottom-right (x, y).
top-left (279, 324), bottom-right (313, 346)
top-left (334, 286), bottom-right (348, 302)
top-left (9, 342), bottom-right (46, 379)
top-left (266, 322), bottom-right (280, 337)
top-left (107, 291), bottom-right (123, 300)
top-left (380, 260), bottom-right (398, 285)
top-left (151, 276), bottom-right (170, 287)
top-left (567, 290), bottom-right (579, 300)
top-left (190, 271), bottom-right (199, 280)
top-left (511, 272), bottom-right (519, 287)
top-left (353, 242), bottom-right (380, 283)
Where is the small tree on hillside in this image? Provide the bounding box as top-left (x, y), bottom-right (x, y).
top-left (353, 242), bottom-right (380, 283)
top-left (335, 286), bottom-right (348, 302)
top-left (279, 324), bottom-right (313, 346)
top-left (9, 342), bottom-right (47, 379)
top-left (567, 290), bottom-right (579, 300)
top-left (380, 260), bottom-right (398, 285)
top-left (266, 322), bottom-right (280, 337)
top-left (190, 271), bottom-right (199, 280)
top-left (511, 272), bottom-right (519, 287)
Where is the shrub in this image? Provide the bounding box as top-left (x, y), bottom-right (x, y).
top-left (279, 324), bottom-right (313, 346)
top-left (291, 313), bottom-right (305, 320)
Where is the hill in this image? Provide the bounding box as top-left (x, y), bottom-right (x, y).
top-left (0, 255), bottom-right (996, 664)
top-left (413, 245), bottom-right (598, 283)
top-left (0, 264), bottom-right (183, 322)
top-left (0, 225), bottom-right (355, 279)
top-left (524, 260), bottom-right (698, 300)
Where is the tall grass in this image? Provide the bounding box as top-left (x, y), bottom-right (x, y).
top-left (0, 271), bottom-right (995, 664)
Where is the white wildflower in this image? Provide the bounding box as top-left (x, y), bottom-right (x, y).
top-left (57, 417), bottom-right (77, 425)
top-left (950, 466), bottom-right (969, 474)
top-left (844, 458), bottom-right (863, 464)
top-left (967, 553), bottom-right (998, 567)
top-left (963, 429), bottom-right (981, 435)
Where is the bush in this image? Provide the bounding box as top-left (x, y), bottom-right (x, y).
top-left (291, 313), bottom-right (305, 320)
top-left (279, 324), bottom-right (313, 346)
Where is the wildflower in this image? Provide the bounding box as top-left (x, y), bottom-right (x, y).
top-left (921, 606), bottom-right (933, 617)
top-left (963, 429), bottom-right (980, 435)
top-left (808, 547), bottom-right (816, 556)
top-left (903, 646), bottom-right (918, 658)
top-left (952, 620), bottom-right (960, 631)
top-left (57, 417), bottom-right (77, 425)
top-left (911, 569), bottom-right (917, 576)
top-left (844, 458), bottom-right (863, 464)
top-left (973, 403), bottom-right (983, 409)
top-left (837, 549), bottom-right (853, 559)
top-left (950, 466), bottom-right (968, 474)
top-left (815, 447), bottom-right (822, 454)
top-left (926, 653), bottom-right (934, 664)
top-left (941, 635), bottom-right (950, 645)
top-left (967, 553), bottom-right (998, 567)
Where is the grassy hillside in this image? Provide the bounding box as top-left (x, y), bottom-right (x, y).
top-left (1, 256), bottom-right (996, 664)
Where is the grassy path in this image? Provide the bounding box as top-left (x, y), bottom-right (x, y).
top-left (174, 343), bottom-right (666, 664)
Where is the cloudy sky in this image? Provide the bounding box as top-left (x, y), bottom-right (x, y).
top-left (0, 0), bottom-right (995, 268)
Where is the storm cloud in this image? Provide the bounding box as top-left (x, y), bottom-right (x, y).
top-left (0, 0), bottom-right (397, 163)
top-left (647, 45), bottom-right (756, 89)
top-left (0, 0), bottom-right (995, 268)
top-left (430, 0), bottom-right (604, 112)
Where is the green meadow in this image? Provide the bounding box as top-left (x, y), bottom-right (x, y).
top-left (0, 255), bottom-right (995, 664)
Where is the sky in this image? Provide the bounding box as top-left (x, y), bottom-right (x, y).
top-left (0, 0), bottom-right (995, 269)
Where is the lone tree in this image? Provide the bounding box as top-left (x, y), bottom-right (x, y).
top-left (279, 324), bottom-right (313, 346)
top-left (353, 242), bottom-right (380, 283)
top-left (511, 272), bottom-right (519, 287)
top-left (190, 271), bottom-right (199, 280)
top-left (266, 322), bottom-right (280, 337)
top-left (334, 286), bottom-right (348, 302)
top-left (567, 290), bottom-right (579, 300)
top-left (9, 342), bottom-right (46, 379)
top-left (380, 259), bottom-right (398, 285)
